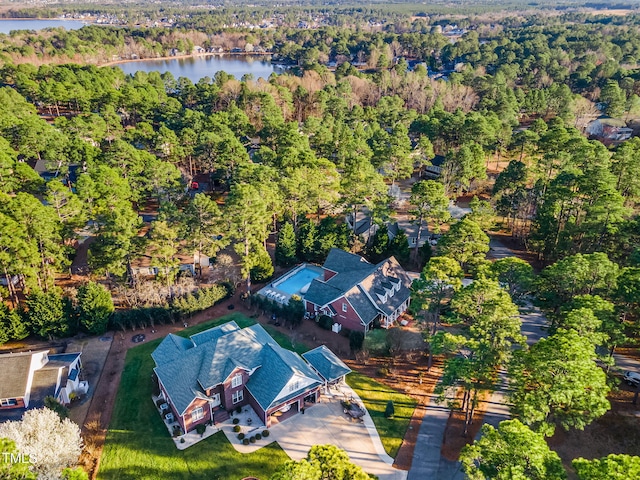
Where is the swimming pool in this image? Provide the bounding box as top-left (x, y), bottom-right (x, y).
top-left (274, 266), bottom-right (323, 295)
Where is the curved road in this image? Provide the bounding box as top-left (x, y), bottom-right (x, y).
top-left (408, 235), bottom-right (640, 480)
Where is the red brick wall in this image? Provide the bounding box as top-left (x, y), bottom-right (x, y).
top-left (323, 269), bottom-right (337, 281)
top-left (329, 298), bottom-right (365, 332)
top-left (182, 397), bottom-right (211, 433)
top-left (222, 368), bottom-right (249, 411)
top-left (245, 389), bottom-right (267, 425)
top-left (159, 381), bottom-right (185, 433)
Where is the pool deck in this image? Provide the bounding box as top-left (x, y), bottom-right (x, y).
top-left (257, 264), bottom-right (323, 304)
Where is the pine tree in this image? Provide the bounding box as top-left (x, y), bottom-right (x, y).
top-left (275, 222), bottom-right (297, 267)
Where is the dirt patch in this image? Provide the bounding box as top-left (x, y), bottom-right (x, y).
top-left (440, 390), bottom-right (489, 461)
top-left (548, 383), bottom-right (640, 478)
top-left (489, 231), bottom-right (542, 270)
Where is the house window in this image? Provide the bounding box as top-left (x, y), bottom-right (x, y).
top-left (289, 381), bottom-right (300, 392)
top-left (342, 303), bottom-right (347, 312)
top-left (410, 237), bottom-right (416, 245)
top-left (191, 406), bottom-right (204, 422)
top-left (232, 390), bottom-right (244, 404)
top-left (231, 373), bottom-right (243, 388)
top-left (0, 398), bottom-right (17, 407)
top-left (210, 393), bottom-right (221, 407)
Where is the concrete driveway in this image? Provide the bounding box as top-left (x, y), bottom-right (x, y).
top-left (269, 387), bottom-right (407, 480)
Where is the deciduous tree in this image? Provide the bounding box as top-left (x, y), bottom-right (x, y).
top-left (0, 408), bottom-right (83, 480)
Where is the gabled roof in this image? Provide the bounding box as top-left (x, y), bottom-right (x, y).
top-left (191, 321), bottom-right (240, 346)
top-left (303, 346), bottom-right (351, 383)
top-left (152, 333), bottom-right (195, 366)
top-left (0, 351), bottom-right (47, 399)
top-left (153, 322), bottom-right (323, 416)
top-left (304, 249), bottom-right (412, 324)
top-left (248, 344), bottom-right (321, 411)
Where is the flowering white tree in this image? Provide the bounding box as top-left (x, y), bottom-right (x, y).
top-left (0, 408), bottom-right (83, 480)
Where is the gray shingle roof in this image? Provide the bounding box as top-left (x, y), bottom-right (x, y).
top-left (155, 347), bottom-right (206, 415)
top-left (0, 351), bottom-right (45, 399)
top-left (248, 345), bottom-right (322, 411)
top-left (152, 333), bottom-right (195, 366)
top-left (303, 346), bottom-right (351, 383)
top-left (191, 321), bottom-right (240, 346)
top-left (304, 280), bottom-right (344, 307)
top-left (29, 368), bottom-right (59, 408)
top-left (153, 322), bottom-right (323, 415)
top-left (345, 286), bottom-right (378, 324)
top-left (304, 249), bottom-right (412, 324)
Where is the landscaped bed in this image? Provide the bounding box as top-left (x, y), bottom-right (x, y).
top-left (98, 313), bottom-right (414, 478)
top-left (346, 371), bottom-right (418, 458)
top-left (97, 313), bottom-right (290, 480)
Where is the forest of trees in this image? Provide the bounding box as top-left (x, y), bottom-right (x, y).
top-left (0, 2), bottom-right (638, 479)
top-left (0, 7), bottom-right (638, 342)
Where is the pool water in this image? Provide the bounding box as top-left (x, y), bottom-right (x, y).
top-left (275, 266), bottom-right (322, 295)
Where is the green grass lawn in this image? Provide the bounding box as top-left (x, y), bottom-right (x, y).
top-left (346, 371), bottom-right (417, 459)
top-left (98, 313), bottom-right (292, 480)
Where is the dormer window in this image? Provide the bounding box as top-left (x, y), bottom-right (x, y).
top-left (231, 373), bottom-right (243, 388)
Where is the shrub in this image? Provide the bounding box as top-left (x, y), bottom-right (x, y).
top-left (377, 366), bottom-right (389, 377)
top-left (364, 329), bottom-right (390, 356)
top-left (249, 436), bottom-right (256, 443)
top-left (385, 400), bottom-right (395, 418)
top-left (262, 429), bottom-right (270, 437)
top-left (196, 423), bottom-right (206, 436)
top-left (349, 330), bottom-right (365, 352)
top-left (172, 425), bottom-right (181, 437)
top-left (237, 433), bottom-right (245, 440)
top-left (233, 425), bottom-right (241, 433)
top-left (180, 437), bottom-right (185, 443)
top-left (255, 433), bottom-right (262, 440)
top-left (318, 315), bottom-right (333, 330)
top-left (236, 406), bottom-right (242, 414)
top-left (232, 418), bottom-right (239, 425)
top-left (44, 395), bottom-right (69, 420)
top-left (242, 438), bottom-right (249, 445)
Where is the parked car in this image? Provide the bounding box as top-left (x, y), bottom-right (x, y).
top-left (623, 371), bottom-right (640, 387)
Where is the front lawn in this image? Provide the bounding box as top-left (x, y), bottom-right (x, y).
top-left (98, 314), bottom-right (291, 480)
top-left (346, 371), bottom-right (417, 458)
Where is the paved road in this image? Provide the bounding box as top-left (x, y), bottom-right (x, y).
top-left (409, 236), bottom-right (550, 480)
top-left (407, 395), bottom-right (450, 480)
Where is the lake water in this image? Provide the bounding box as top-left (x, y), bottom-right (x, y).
top-left (113, 55), bottom-right (283, 82)
top-left (0, 19), bottom-right (87, 34)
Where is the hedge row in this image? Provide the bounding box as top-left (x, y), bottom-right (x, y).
top-left (109, 283), bottom-right (233, 331)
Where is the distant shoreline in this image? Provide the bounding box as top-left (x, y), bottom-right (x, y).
top-left (99, 51), bottom-right (273, 68)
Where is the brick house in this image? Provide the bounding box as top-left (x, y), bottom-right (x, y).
top-left (152, 321), bottom-right (345, 433)
top-left (303, 249), bottom-right (412, 332)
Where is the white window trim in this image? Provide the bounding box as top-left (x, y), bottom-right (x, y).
top-left (210, 393), bottom-right (221, 407)
top-left (231, 374), bottom-right (243, 388)
top-left (1, 398), bottom-right (17, 407)
top-left (232, 389), bottom-right (244, 404)
top-left (191, 406), bottom-right (204, 422)
top-left (342, 303), bottom-right (347, 312)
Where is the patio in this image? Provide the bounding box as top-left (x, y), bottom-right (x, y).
top-left (221, 405), bottom-right (270, 453)
top-left (152, 394), bottom-right (220, 450)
